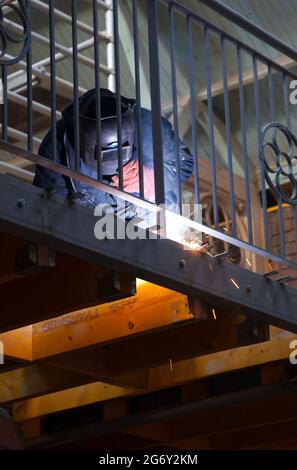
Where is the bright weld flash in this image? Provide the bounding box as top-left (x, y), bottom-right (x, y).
top-left (230, 278), bottom-right (240, 289)
top-left (212, 308), bottom-right (217, 320)
top-left (164, 210), bottom-right (203, 251)
top-left (183, 239), bottom-right (203, 250)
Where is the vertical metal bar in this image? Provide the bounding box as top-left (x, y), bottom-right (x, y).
top-left (293, 206), bottom-right (297, 258)
top-left (268, 63), bottom-right (275, 122)
top-left (112, 0), bottom-right (123, 191)
top-left (71, 0), bottom-right (80, 171)
top-left (147, 0), bottom-right (165, 206)
top-left (277, 196), bottom-right (286, 258)
top-left (1, 66), bottom-right (8, 141)
top-left (187, 15), bottom-right (200, 210)
top-left (132, 0), bottom-right (144, 199)
top-left (253, 54), bottom-right (270, 251)
top-left (169, 4), bottom-right (182, 214)
top-left (283, 72), bottom-right (291, 129)
top-left (204, 25), bottom-right (219, 228)
top-left (131, 0), bottom-right (144, 199)
top-left (105, 0), bottom-right (115, 92)
top-left (221, 35), bottom-right (236, 237)
top-left (49, 0), bottom-right (57, 161)
top-left (237, 46), bottom-right (253, 244)
top-left (270, 67), bottom-right (287, 259)
top-left (93, 0), bottom-right (102, 180)
top-left (26, 0), bottom-right (33, 152)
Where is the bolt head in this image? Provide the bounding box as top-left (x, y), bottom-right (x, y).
top-left (17, 198), bottom-right (26, 208)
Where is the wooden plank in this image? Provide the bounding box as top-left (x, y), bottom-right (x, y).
top-left (45, 309), bottom-right (258, 380)
top-left (147, 325), bottom-right (295, 390)
top-left (0, 364), bottom-right (97, 404)
top-left (31, 280), bottom-right (191, 360)
top-left (0, 280), bottom-right (191, 361)
top-left (13, 382), bottom-right (135, 422)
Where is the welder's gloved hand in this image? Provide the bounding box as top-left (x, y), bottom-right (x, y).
top-left (111, 160), bottom-right (155, 203)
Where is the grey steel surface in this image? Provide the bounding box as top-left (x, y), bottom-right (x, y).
top-left (0, 175), bottom-right (297, 333)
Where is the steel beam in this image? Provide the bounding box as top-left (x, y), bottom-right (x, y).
top-left (0, 176), bottom-right (297, 332)
top-left (0, 240), bottom-right (136, 332)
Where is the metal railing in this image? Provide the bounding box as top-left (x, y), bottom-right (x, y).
top-left (1, 0), bottom-right (297, 276)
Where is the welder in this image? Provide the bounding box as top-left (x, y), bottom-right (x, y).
top-left (33, 88), bottom-right (194, 217)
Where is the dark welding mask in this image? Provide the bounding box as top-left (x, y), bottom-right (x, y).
top-left (79, 100), bottom-right (135, 176)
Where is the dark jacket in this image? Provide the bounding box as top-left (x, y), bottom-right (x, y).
top-left (33, 88), bottom-right (194, 214)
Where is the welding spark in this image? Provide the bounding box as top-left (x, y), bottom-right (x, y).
top-left (214, 251), bottom-right (229, 259)
top-left (246, 257), bottom-right (252, 267)
top-left (268, 261), bottom-right (273, 271)
top-left (212, 308), bottom-right (217, 320)
top-left (208, 261), bottom-right (214, 272)
top-left (169, 358), bottom-right (173, 372)
top-left (230, 278), bottom-right (240, 289)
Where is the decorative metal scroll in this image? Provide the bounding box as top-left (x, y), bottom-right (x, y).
top-left (0, 0), bottom-right (30, 65)
top-left (261, 122), bottom-right (297, 206)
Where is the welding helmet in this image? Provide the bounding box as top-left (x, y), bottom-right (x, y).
top-left (79, 96), bottom-right (135, 176)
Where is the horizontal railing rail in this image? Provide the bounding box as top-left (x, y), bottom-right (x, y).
top-left (1, 0), bottom-right (297, 279)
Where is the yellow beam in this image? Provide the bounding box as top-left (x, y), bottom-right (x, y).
top-left (32, 280), bottom-right (191, 360)
top-left (12, 326), bottom-right (296, 422)
top-left (0, 280), bottom-right (192, 361)
top-left (0, 364), bottom-right (97, 403)
top-left (13, 382), bottom-right (135, 422)
top-left (147, 326), bottom-right (296, 389)
top-left (0, 325), bottom-right (32, 361)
